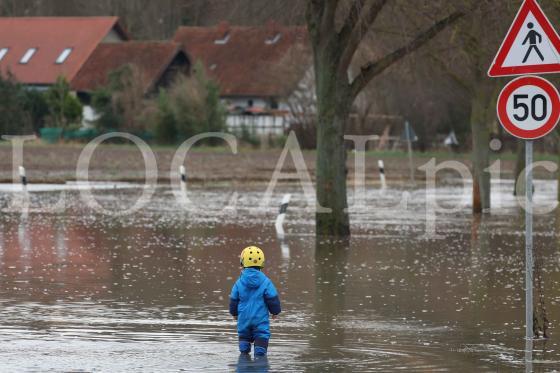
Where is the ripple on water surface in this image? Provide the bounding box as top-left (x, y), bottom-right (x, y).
top-left (0, 183), bottom-right (559, 371)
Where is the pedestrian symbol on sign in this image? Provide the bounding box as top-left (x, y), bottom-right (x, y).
top-left (522, 22), bottom-right (544, 63)
top-left (488, 0), bottom-right (560, 77)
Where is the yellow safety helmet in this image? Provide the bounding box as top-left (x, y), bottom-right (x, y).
top-left (240, 246), bottom-right (265, 268)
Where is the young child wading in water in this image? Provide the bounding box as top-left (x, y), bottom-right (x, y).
top-left (229, 246), bottom-right (282, 356)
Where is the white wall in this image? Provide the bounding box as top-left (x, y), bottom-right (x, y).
top-left (227, 115), bottom-right (288, 136)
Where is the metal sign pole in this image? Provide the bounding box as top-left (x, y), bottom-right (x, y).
top-left (487, 1), bottom-right (560, 365)
top-left (405, 121), bottom-right (415, 184)
top-left (525, 140), bottom-right (534, 353)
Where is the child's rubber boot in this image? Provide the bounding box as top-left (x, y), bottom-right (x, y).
top-left (254, 338), bottom-right (268, 356)
top-left (239, 340), bottom-right (251, 354)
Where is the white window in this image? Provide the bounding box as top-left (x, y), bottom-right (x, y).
top-left (20, 48), bottom-right (37, 64)
top-left (55, 48), bottom-right (73, 64)
top-left (0, 48), bottom-right (8, 61)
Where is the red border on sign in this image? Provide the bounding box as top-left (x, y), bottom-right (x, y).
top-left (488, 0), bottom-right (560, 77)
top-left (497, 76), bottom-right (560, 140)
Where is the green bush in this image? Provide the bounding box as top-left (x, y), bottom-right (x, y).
top-left (151, 62), bottom-right (227, 145)
top-left (0, 73), bottom-right (84, 138)
top-left (269, 134), bottom-right (288, 148)
top-left (171, 77), bottom-right (206, 139)
top-left (91, 87), bottom-right (121, 131)
top-left (204, 75), bottom-right (227, 146)
top-left (22, 89), bottom-right (49, 133)
top-left (154, 91), bottom-right (177, 144)
top-left (45, 76), bottom-right (82, 128)
top-left (89, 62), bottom-right (226, 145)
top-left (240, 124), bottom-right (260, 147)
top-left (91, 64), bottom-right (146, 133)
top-left (0, 72), bottom-right (33, 135)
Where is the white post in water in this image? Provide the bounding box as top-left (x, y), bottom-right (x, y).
top-left (378, 160), bottom-right (387, 190)
top-left (19, 166), bottom-right (27, 191)
top-left (280, 240), bottom-right (290, 260)
top-left (525, 140), bottom-right (534, 349)
top-left (18, 165), bottom-right (29, 220)
top-left (275, 194), bottom-right (291, 239)
top-left (179, 165), bottom-right (187, 190)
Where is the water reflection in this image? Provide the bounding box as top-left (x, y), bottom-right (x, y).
top-left (525, 338), bottom-right (533, 373)
top-left (55, 220), bottom-right (67, 261)
top-left (279, 239), bottom-right (290, 261)
top-left (0, 222), bottom-right (4, 258)
top-left (235, 354), bottom-right (269, 373)
top-left (17, 214), bottom-right (31, 267)
top-left (302, 239), bottom-right (349, 371)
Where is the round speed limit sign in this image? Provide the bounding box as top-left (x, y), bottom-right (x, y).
top-left (497, 76), bottom-right (560, 140)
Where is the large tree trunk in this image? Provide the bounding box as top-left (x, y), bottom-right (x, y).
top-left (314, 52), bottom-right (351, 236)
top-left (305, 1), bottom-right (463, 237)
top-left (471, 84), bottom-right (491, 214)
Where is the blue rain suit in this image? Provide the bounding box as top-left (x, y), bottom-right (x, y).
top-left (229, 268), bottom-right (281, 355)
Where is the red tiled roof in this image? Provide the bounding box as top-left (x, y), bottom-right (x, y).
top-left (71, 41), bottom-right (188, 93)
top-left (0, 17), bottom-right (128, 85)
top-left (173, 21), bottom-right (311, 98)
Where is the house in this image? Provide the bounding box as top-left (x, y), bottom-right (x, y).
top-left (71, 41), bottom-right (191, 97)
top-left (0, 17), bottom-right (129, 88)
top-left (173, 21), bottom-right (313, 135)
top-left (71, 41), bottom-right (191, 124)
top-left (0, 17), bottom-right (191, 126)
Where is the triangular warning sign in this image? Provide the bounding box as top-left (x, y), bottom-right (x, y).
top-left (488, 0), bottom-right (560, 77)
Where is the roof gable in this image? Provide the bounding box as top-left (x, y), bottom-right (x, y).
top-left (71, 41), bottom-right (189, 94)
top-left (0, 17), bottom-right (128, 85)
top-left (173, 21), bottom-right (312, 98)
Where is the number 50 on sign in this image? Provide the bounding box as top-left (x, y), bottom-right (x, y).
top-left (497, 75), bottom-right (560, 140)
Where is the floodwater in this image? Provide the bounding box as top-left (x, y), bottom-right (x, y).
top-left (1, 180), bottom-right (560, 372)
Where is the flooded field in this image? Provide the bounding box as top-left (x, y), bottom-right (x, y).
top-left (1, 181), bottom-right (560, 372)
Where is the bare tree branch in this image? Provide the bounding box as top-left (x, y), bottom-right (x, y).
top-left (428, 53), bottom-right (473, 94)
top-left (338, 0), bottom-right (388, 76)
top-left (321, 0), bottom-right (339, 34)
top-left (338, 0), bottom-right (367, 41)
top-left (350, 10), bottom-right (464, 98)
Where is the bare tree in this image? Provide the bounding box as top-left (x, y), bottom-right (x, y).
top-left (285, 68), bottom-right (318, 148)
top-left (306, 0), bottom-right (465, 236)
top-left (432, 1), bottom-right (517, 213)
